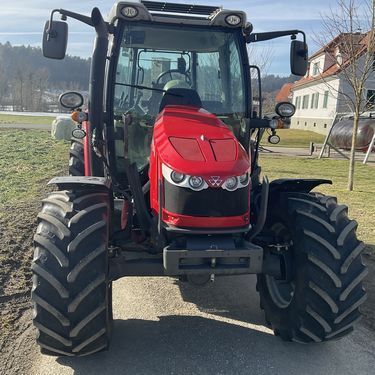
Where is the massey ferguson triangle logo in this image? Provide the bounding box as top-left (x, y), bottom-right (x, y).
top-left (209, 176), bottom-right (222, 187)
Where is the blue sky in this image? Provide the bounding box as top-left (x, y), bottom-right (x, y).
top-left (0, 0), bottom-right (340, 75)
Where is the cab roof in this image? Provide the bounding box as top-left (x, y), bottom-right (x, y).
top-left (108, 1), bottom-right (247, 28)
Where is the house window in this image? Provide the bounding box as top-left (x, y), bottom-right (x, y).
top-left (366, 89), bottom-right (375, 108)
top-left (302, 95), bottom-right (309, 109)
top-left (311, 93), bottom-right (315, 108)
top-left (324, 123), bottom-right (327, 128)
top-left (312, 62), bottom-right (320, 76)
top-left (323, 91), bottom-right (329, 108)
top-left (305, 122), bottom-right (307, 126)
top-left (315, 93), bottom-right (319, 108)
top-left (295, 96), bottom-right (301, 109)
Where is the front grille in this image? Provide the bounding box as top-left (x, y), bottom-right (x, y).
top-left (164, 180), bottom-right (249, 217)
top-left (141, 1), bottom-right (221, 17)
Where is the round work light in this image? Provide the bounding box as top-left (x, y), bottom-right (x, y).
top-left (121, 6), bottom-right (138, 18)
top-left (275, 102), bottom-right (296, 118)
top-left (225, 14), bottom-right (241, 26)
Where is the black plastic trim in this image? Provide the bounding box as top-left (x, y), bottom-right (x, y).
top-left (164, 179), bottom-right (249, 217)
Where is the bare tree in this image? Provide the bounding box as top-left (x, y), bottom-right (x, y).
top-left (247, 44), bottom-right (275, 115)
top-left (247, 43), bottom-right (274, 77)
top-left (317, 0), bottom-right (375, 190)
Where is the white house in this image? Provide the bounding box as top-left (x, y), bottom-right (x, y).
top-left (290, 33), bottom-right (375, 135)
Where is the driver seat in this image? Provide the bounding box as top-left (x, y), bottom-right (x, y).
top-left (159, 88), bottom-right (202, 112)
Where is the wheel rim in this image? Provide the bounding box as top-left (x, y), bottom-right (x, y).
top-left (266, 275), bottom-right (295, 309)
top-left (265, 222), bottom-right (295, 309)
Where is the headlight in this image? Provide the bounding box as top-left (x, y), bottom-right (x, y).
top-left (239, 173), bottom-right (249, 184)
top-left (189, 176), bottom-right (204, 189)
top-left (162, 164), bottom-right (208, 191)
top-left (224, 177), bottom-right (238, 191)
top-left (171, 171), bottom-right (185, 184)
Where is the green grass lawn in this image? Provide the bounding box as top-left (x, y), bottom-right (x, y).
top-left (0, 113), bottom-right (56, 125)
top-left (260, 153), bottom-right (375, 251)
top-left (0, 129), bottom-right (69, 209)
top-left (261, 129), bottom-right (326, 148)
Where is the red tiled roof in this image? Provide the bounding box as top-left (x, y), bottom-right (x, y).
top-left (275, 83), bottom-right (293, 102)
top-left (292, 32), bottom-right (370, 90)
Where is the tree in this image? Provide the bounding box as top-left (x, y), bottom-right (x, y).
top-left (0, 65), bottom-right (9, 109)
top-left (317, 0), bottom-right (375, 190)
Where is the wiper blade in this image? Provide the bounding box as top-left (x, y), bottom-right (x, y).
top-left (115, 82), bottom-right (182, 96)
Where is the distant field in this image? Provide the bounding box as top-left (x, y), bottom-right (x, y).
top-left (261, 129), bottom-right (326, 148)
top-left (260, 153), bottom-right (375, 251)
top-left (0, 114), bottom-right (55, 125)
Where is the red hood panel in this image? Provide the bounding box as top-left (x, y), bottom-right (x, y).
top-left (169, 137), bottom-right (205, 161)
top-left (210, 139), bottom-right (237, 161)
top-left (153, 105), bottom-right (250, 176)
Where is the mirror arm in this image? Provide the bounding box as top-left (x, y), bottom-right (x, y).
top-left (46, 10), bottom-right (60, 40)
top-left (58, 9), bottom-right (94, 26)
top-left (47, 9), bottom-right (94, 34)
top-left (46, 8), bottom-right (95, 41)
top-left (247, 29), bottom-right (306, 47)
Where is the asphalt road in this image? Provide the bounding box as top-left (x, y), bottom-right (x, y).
top-left (31, 275), bottom-right (375, 375)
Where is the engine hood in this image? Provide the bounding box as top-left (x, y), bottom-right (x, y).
top-left (152, 105), bottom-right (250, 178)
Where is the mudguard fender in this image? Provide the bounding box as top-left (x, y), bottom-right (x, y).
top-left (249, 178), bottom-right (332, 240)
top-left (48, 176), bottom-right (111, 191)
top-left (269, 178), bottom-right (332, 194)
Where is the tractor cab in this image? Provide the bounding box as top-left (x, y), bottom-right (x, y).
top-left (110, 8), bottom-right (250, 178)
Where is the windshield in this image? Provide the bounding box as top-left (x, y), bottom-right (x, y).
top-left (112, 22), bottom-right (247, 170)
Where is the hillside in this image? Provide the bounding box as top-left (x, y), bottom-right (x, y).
top-left (0, 43), bottom-right (90, 111)
top-left (0, 42), bottom-right (295, 112)
top-left (0, 42), bottom-right (90, 89)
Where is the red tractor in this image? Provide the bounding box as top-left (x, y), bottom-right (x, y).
top-left (33, 1), bottom-right (367, 356)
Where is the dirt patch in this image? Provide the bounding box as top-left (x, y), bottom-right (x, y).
top-left (0, 199), bottom-right (47, 375)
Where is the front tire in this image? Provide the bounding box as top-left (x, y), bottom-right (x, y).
top-left (69, 138), bottom-right (84, 176)
top-left (257, 192), bottom-right (367, 342)
top-left (32, 189), bottom-right (112, 356)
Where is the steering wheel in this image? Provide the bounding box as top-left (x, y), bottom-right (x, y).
top-left (155, 69), bottom-right (191, 86)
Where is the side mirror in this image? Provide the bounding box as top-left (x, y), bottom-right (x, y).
top-left (290, 40), bottom-right (308, 76)
top-left (42, 20), bottom-right (68, 60)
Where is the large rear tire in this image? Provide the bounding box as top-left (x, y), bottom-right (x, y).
top-left (257, 192), bottom-right (367, 342)
top-left (32, 189), bottom-right (112, 356)
top-left (69, 139), bottom-right (84, 176)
